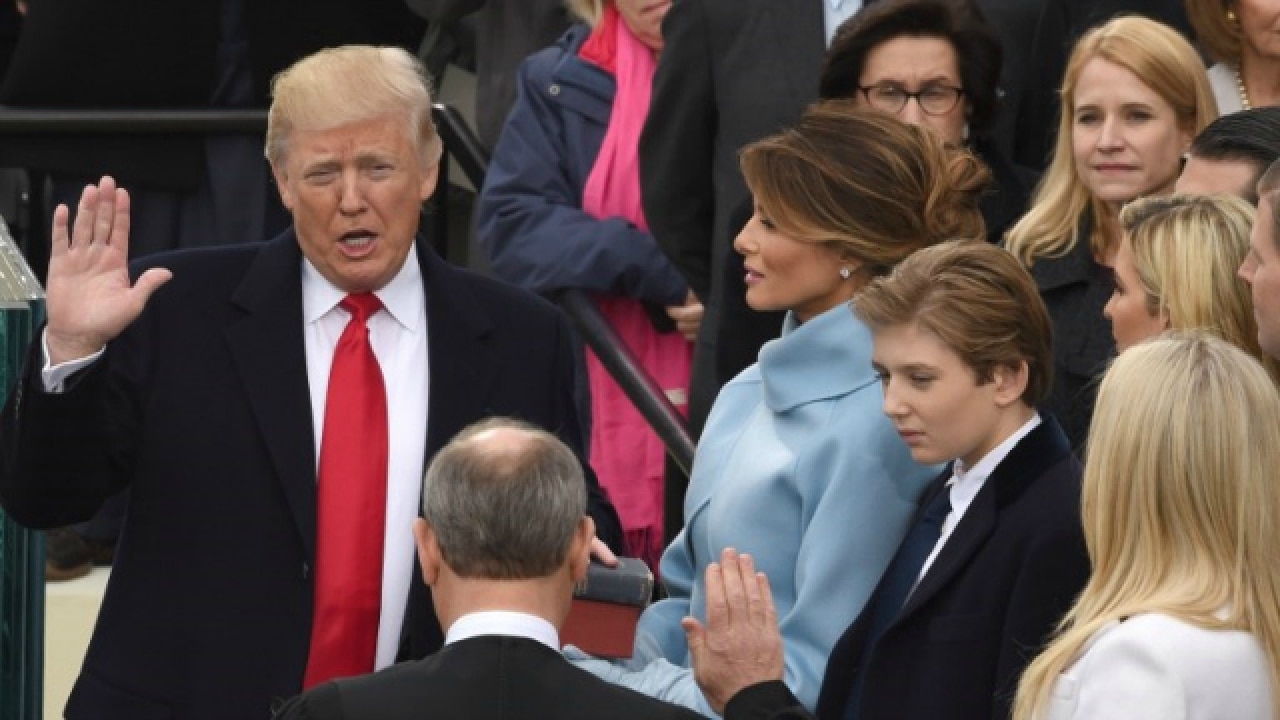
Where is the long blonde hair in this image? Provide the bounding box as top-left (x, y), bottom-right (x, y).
top-left (1012, 332), bottom-right (1280, 719)
top-left (1004, 16), bottom-right (1216, 266)
top-left (1119, 194), bottom-right (1280, 382)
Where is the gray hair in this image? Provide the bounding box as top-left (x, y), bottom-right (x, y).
top-left (422, 417), bottom-right (586, 579)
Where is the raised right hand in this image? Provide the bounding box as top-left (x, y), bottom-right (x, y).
top-left (45, 177), bottom-right (172, 365)
top-left (682, 548), bottom-right (784, 715)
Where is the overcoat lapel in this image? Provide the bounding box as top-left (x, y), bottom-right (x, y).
top-left (899, 480), bottom-right (996, 618)
top-left (896, 418), bottom-right (1073, 621)
top-left (224, 231), bottom-right (318, 559)
top-left (418, 242), bottom-right (498, 459)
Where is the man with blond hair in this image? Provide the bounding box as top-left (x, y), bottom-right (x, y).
top-left (0, 46), bottom-right (620, 720)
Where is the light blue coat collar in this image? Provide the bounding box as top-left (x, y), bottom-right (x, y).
top-left (759, 303), bottom-right (877, 412)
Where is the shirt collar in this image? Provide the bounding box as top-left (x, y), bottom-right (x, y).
top-left (948, 413), bottom-right (1042, 506)
top-left (301, 243), bottom-right (424, 334)
top-left (444, 611), bottom-right (560, 651)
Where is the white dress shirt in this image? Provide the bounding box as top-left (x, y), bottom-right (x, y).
top-left (302, 244), bottom-right (430, 670)
top-left (445, 611), bottom-right (561, 651)
top-left (915, 413), bottom-right (1042, 586)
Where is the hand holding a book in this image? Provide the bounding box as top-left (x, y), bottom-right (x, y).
top-left (682, 548), bottom-right (783, 714)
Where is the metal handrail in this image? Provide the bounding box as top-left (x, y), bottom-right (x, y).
top-left (0, 104), bottom-right (697, 474)
top-left (0, 108), bottom-right (268, 133)
top-left (426, 106), bottom-right (696, 474)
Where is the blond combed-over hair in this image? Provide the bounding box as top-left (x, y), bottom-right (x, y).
top-left (265, 45), bottom-right (443, 169)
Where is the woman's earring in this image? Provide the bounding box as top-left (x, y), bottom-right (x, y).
top-left (839, 267), bottom-right (852, 280)
top-left (1227, 8), bottom-right (1239, 26)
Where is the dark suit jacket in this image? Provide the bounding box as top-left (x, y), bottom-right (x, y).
top-left (272, 635), bottom-right (704, 720)
top-left (723, 415), bottom-right (1089, 720)
top-left (0, 231), bottom-right (621, 720)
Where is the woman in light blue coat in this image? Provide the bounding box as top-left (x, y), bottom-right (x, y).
top-left (571, 102), bottom-right (992, 715)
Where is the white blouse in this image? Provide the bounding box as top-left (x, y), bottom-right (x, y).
top-left (1043, 613), bottom-right (1272, 720)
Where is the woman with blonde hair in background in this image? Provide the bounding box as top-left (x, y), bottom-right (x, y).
top-left (570, 102), bottom-right (989, 715)
top-left (1012, 331), bottom-right (1280, 719)
top-left (1004, 16), bottom-right (1216, 449)
top-left (1106, 193), bottom-right (1280, 379)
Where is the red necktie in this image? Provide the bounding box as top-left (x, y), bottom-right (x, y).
top-left (303, 292), bottom-right (389, 688)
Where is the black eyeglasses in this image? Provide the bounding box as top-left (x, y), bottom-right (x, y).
top-left (858, 84), bottom-right (965, 116)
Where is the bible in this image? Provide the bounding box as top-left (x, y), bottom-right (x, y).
top-left (561, 557), bottom-right (653, 659)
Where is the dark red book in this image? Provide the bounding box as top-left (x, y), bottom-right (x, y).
top-left (561, 557), bottom-right (653, 659)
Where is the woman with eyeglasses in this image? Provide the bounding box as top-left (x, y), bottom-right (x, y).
top-left (1004, 16), bottom-right (1216, 450)
top-left (822, 0), bottom-right (1035, 244)
top-left (712, 0), bottom-right (1038, 401)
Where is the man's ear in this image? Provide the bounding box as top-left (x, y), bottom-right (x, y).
top-left (413, 518), bottom-right (443, 586)
top-left (418, 159), bottom-right (439, 203)
top-left (568, 517), bottom-right (594, 584)
top-left (992, 361), bottom-right (1030, 408)
top-left (271, 162), bottom-right (295, 210)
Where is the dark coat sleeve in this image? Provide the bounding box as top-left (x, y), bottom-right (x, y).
top-left (639, 0), bottom-right (717, 301)
top-left (475, 45), bottom-right (688, 307)
top-left (272, 683), bottom-right (344, 720)
top-left (0, 320), bottom-right (143, 529)
top-left (724, 681), bottom-right (816, 720)
top-left (989, 491), bottom-right (1090, 720)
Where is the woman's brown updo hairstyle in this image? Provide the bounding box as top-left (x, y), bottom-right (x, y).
top-left (740, 99), bottom-right (991, 280)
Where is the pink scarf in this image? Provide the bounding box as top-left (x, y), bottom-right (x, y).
top-left (578, 7), bottom-right (691, 571)
top-left (580, 4), bottom-right (653, 230)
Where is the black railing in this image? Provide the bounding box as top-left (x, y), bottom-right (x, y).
top-left (0, 105), bottom-right (697, 474)
top-left (425, 106), bottom-right (697, 475)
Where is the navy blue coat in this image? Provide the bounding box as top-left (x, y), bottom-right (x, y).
top-left (723, 416), bottom-right (1089, 720)
top-left (475, 25), bottom-right (688, 307)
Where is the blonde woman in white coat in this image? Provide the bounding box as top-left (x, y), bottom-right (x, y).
top-left (1011, 331), bottom-right (1280, 720)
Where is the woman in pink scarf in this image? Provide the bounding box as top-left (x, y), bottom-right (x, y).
top-left (476, 0), bottom-right (695, 571)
